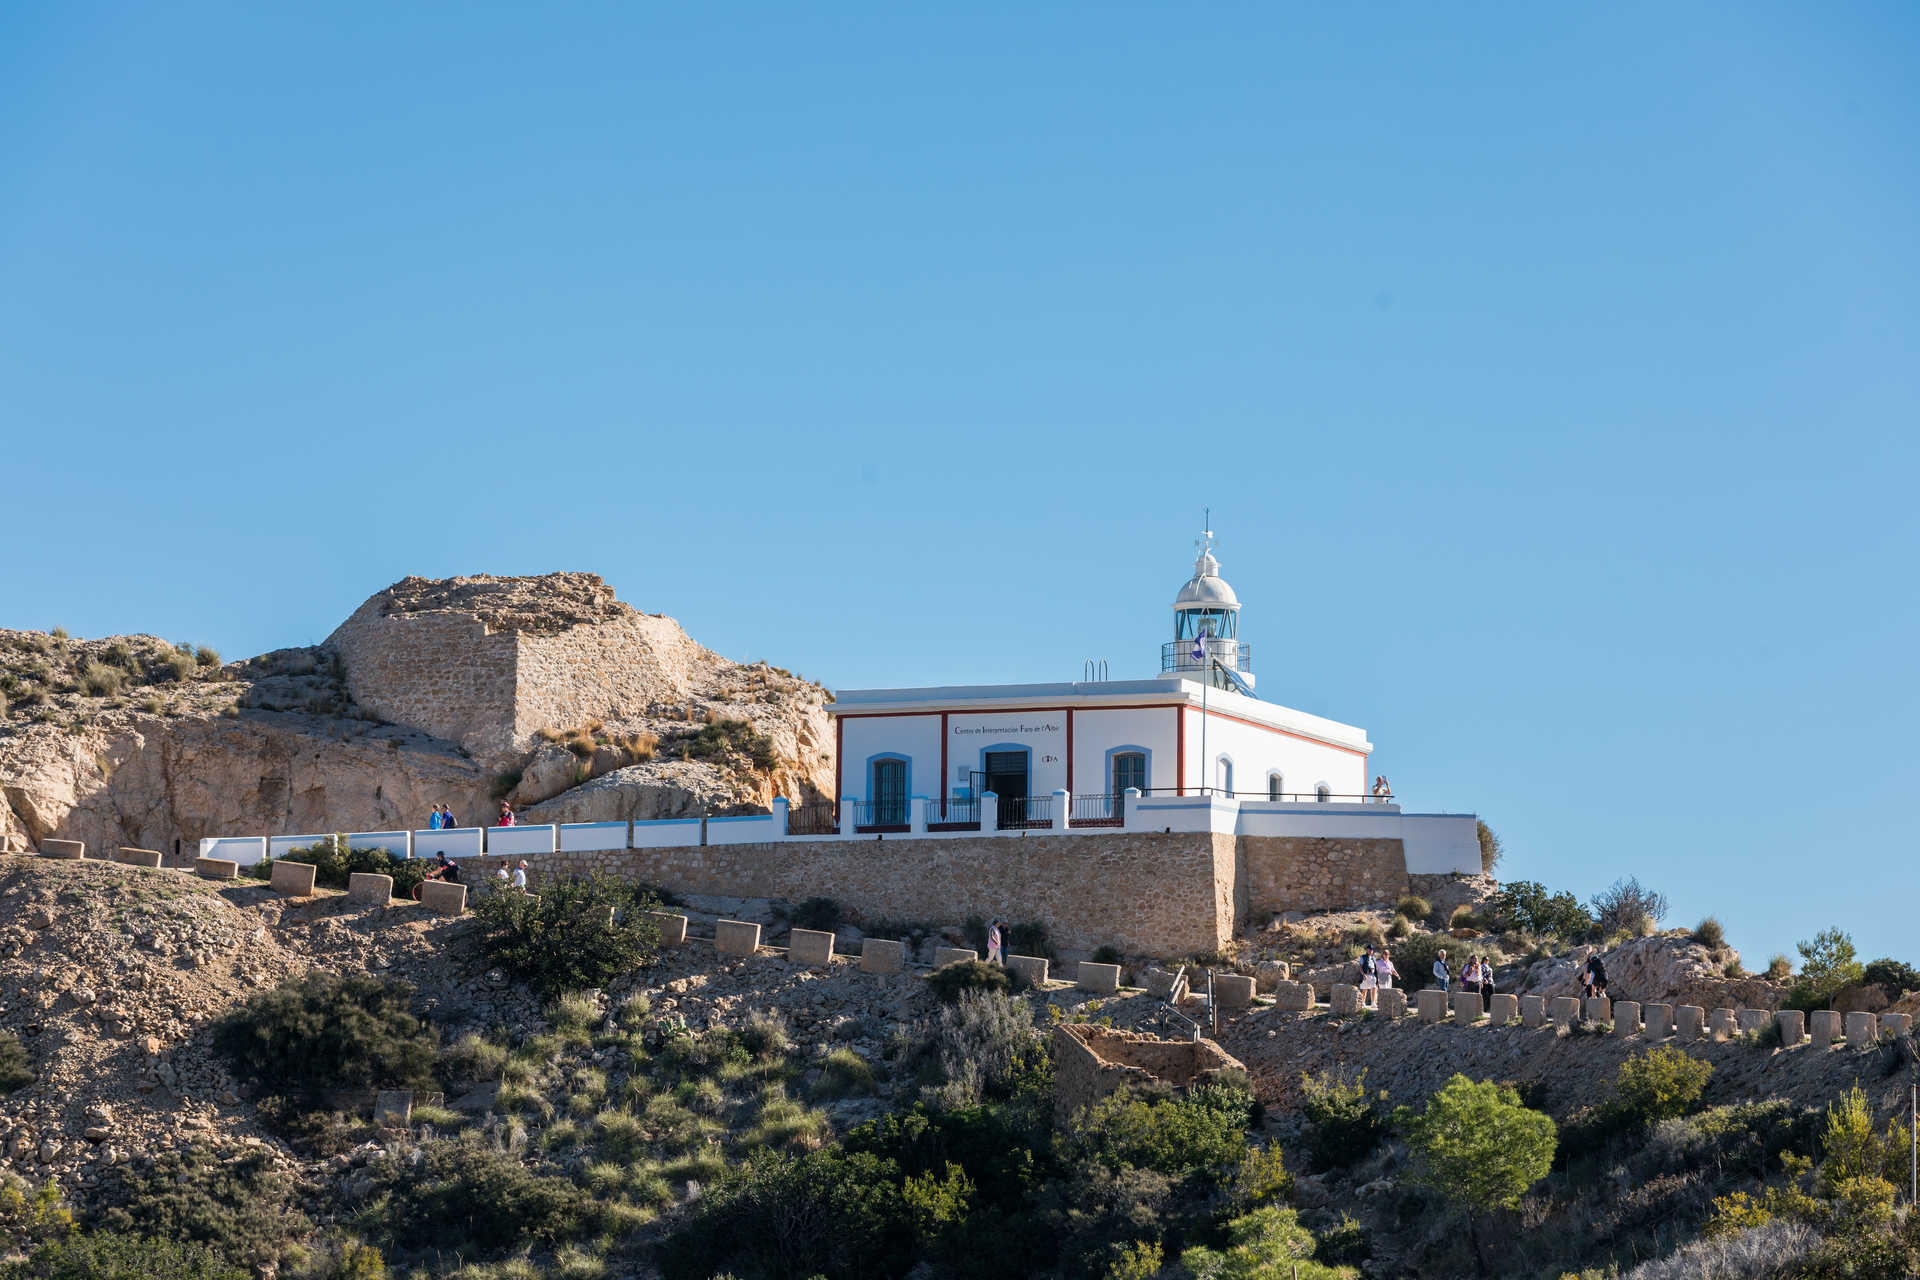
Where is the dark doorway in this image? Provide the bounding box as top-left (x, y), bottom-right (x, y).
top-left (984, 750), bottom-right (1029, 827)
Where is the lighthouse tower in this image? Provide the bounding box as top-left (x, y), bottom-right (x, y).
top-left (1160, 528), bottom-right (1254, 691)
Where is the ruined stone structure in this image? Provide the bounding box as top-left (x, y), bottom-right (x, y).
top-left (1051, 1024), bottom-right (1246, 1125)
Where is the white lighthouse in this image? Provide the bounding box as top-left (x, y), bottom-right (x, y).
top-left (1160, 528), bottom-right (1254, 691)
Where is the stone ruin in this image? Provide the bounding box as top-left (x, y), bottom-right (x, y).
top-left (1051, 1023), bottom-right (1246, 1127)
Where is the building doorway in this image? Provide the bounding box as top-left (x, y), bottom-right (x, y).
top-left (984, 749), bottom-right (1029, 827)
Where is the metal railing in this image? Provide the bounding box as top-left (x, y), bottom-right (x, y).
top-left (1068, 792), bottom-right (1125, 828)
top-left (927, 795), bottom-right (981, 831)
top-left (996, 794), bottom-right (1053, 829)
top-left (853, 799), bottom-right (911, 832)
top-left (1138, 787), bottom-right (1393, 803)
top-left (1161, 638), bottom-right (1252, 674)
top-left (786, 801), bottom-right (839, 835)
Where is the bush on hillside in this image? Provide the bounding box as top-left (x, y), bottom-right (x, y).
top-left (680, 718), bottom-right (779, 772)
top-left (1614, 1047), bottom-right (1713, 1127)
top-left (1066, 1085), bottom-right (1253, 1179)
top-left (1592, 876), bottom-right (1669, 935)
top-left (1488, 880), bottom-right (1595, 940)
top-left (215, 973), bottom-right (438, 1105)
top-left (927, 959), bottom-right (1011, 1005)
top-left (1394, 894), bottom-right (1432, 921)
top-left (1693, 916), bottom-right (1726, 948)
top-left (361, 1138), bottom-right (603, 1259)
top-left (471, 871), bottom-right (661, 998)
top-left (1005, 921), bottom-right (1055, 960)
top-left (1788, 927), bottom-right (1863, 1010)
top-left (1862, 957), bottom-right (1920, 996)
top-left (1385, 932), bottom-right (1450, 991)
top-left (1299, 1067), bottom-right (1387, 1171)
top-left (91, 1148), bottom-right (310, 1272)
top-left (2, 1231), bottom-right (252, 1280)
top-left (783, 896), bottom-right (842, 934)
top-left (1393, 1075), bottom-right (1556, 1213)
top-left (1476, 819), bottom-right (1503, 874)
top-left (0, 1034), bottom-right (32, 1095)
top-left (270, 835), bottom-right (430, 896)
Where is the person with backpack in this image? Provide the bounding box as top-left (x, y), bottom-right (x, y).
top-left (1589, 953), bottom-right (1608, 998)
top-left (1358, 945), bottom-right (1379, 1008)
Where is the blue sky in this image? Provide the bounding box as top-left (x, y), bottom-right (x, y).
top-left (3, 3), bottom-right (1915, 968)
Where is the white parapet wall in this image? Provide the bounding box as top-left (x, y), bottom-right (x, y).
top-left (198, 836), bottom-right (267, 867)
top-left (559, 822), bottom-right (630, 853)
top-left (630, 818), bottom-right (705, 849)
top-left (1398, 814), bottom-right (1482, 875)
top-left (706, 814), bottom-right (779, 845)
top-left (486, 825), bottom-right (558, 857)
top-left (414, 827), bottom-right (483, 859)
top-left (268, 834), bottom-right (328, 860)
top-left (345, 830), bottom-right (412, 859)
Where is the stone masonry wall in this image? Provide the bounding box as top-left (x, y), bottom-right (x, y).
top-left (1238, 836), bottom-right (1408, 917)
top-left (461, 831), bottom-right (1235, 956)
top-left (510, 615), bottom-right (706, 749)
top-left (1052, 1024), bottom-right (1245, 1126)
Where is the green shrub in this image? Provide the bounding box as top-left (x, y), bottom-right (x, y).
top-left (193, 645), bottom-right (221, 668)
top-left (907, 989), bottom-right (1042, 1108)
top-left (1298, 1067), bottom-right (1386, 1171)
top-left (1592, 876), bottom-right (1669, 935)
top-left (1006, 921), bottom-right (1056, 960)
top-left (1487, 880), bottom-right (1594, 939)
top-left (681, 718), bottom-right (778, 771)
top-left (0, 1033), bottom-right (32, 1094)
top-left (1394, 894), bottom-right (1432, 920)
top-left (1180, 1207), bottom-right (1360, 1280)
top-left (273, 835), bottom-right (427, 894)
top-left (786, 896), bottom-right (842, 933)
top-left (1614, 1046), bottom-right (1713, 1125)
top-left (1789, 927), bottom-right (1864, 1010)
top-left (1862, 957), bottom-right (1920, 996)
top-left (1767, 953), bottom-right (1794, 982)
top-left (738, 1010), bottom-right (792, 1060)
top-left (155, 648), bottom-right (196, 683)
top-left (91, 1148), bottom-right (309, 1271)
top-left (215, 972), bottom-right (438, 1105)
top-left (78, 661), bottom-right (122, 698)
top-left (471, 871), bottom-right (661, 997)
top-left (1386, 932), bottom-right (1450, 991)
top-left (362, 1138), bottom-right (602, 1258)
top-left (1448, 904), bottom-right (1481, 930)
top-left (1091, 944), bottom-right (1123, 966)
top-left (1068, 1086), bottom-right (1251, 1178)
top-left (3, 1231), bottom-right (251, 1280)
top-left (1476, 820), bottom-right (1503, 875)
top-left (1694, 916), bottom-right (1726, 948)
top-left (1392, 1075), bottom-right (1556, 1212)
top-left (927, 959), bottom-right (1011, 1004)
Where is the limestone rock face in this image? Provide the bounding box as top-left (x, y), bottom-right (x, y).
top-left (1516, 933), bottom-right (1785, 1012)
top-left (1, 572), bottom-right (835, 852)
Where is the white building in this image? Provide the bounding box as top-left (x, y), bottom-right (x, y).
top-left (831, 532), bottom-right (1383, 832)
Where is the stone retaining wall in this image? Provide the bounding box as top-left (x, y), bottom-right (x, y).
top-left (1052, 1024), bottom-right (1245, 1126)
top-left (1238, 835), bottom-right (1409, 917)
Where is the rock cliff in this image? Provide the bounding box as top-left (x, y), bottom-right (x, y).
top-left (0, 574), bottom-right (834, 854)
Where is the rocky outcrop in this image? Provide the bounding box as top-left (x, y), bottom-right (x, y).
top-left (1514, 933), bottom-right (1786, 1011)
top-left (1, 572), bottom-right (835, 852)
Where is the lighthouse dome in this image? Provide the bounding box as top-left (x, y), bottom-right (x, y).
top-left (1174, 550), bottom-right (1239, 610)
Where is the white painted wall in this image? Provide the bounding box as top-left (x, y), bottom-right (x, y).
top-left (487, 825), bottom-right (558, 857)
top-left (1400, 814), bottom-right (1483, 874)
top-left (345, 830), bottom-right (411, 859)
top-left (1183, 707), bottom-right (1368, 800)
top-left (839, 714), bottom-right (944, 802)
top-left (414, 827), bottom-right (483, 858)
top-left (947, 710), bottom-right (1069, 798)
top-left (559, 822), bottom-right (630, 853)
top-left (1070, 707), bottom-right (1179, 796)
top-left (198, 836), bottom-right (267, 866)
top-left (706, 814), bottom-right (779, 845)
top-left (630, 818), bottom-right (704, 849)
top-left (268, 834), bottom-right (327, 860)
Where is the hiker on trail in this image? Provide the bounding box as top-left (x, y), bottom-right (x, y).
top-left (1377, 948), bottom-right (1398, 991)
top-left (497, 801), bottom-right (516, 827)
top-left (510, 860), bottom-right (528, 891)
top-left (426, 805), bottom-right (443, 831)
top-left (1584, 953), bottom-right (1608, 999)
top-left (1358, 944), bottom-right (1380, 1008)
top-left (1474, 954), bottom-right (1495, 1011)
top-left (986, 920), bottom-right (1004, 964)
top-left (1461, 954), bottom-right (1481, 996)
top-left (1433, 949), bottom-right (1450, 992)
top-left (441, 806), bottom-right (458, 829)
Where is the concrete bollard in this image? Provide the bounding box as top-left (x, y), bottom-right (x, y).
top-left (195, 857), bottom-right (239, 881)
top-left (113, 847), bottom-right (162, 869)
top-left (1884, 1013), bottom-right (1914, 1038)
top-left (418, 880), bottom-right (466, 916)
top-left (1809, 1010), bottom-right (1841, 1046)
top-left (373, 1090), bottom-right (413, 1126)
top-left (1272, 981), bottom-right (1315, 1012)
top-left (1775, 1010), bottom-right (1806, 1046)
top-left (1077, 962), bottom-right (1122, 994)
top-left (1644, 1003), bottom-right (1674, 1040)
top-left (1845, 1012), bottom-right (1878, 1047)
top-left (860, 938), bottom-right (905, 974)
top-left (39, 839), bottom-right (85, 860)
top-left (646, 911), bottom-right (688, 945)
top-left (1330, 984), bottom-right (1362, 1015)
top-left (715, 920), bottom-right (762, 957)
top-left (1708, 1009), bottom-right (1737, 1041)
top-left (1519, 995), bottom-right (1547, 1027)
top-left (1452, 991), bottom-right (1484, 1023)
top-left (787, 928), bottom-right (835, 968)
top-left (269, 860), bottom-right (317, 896)
top-left (1613, 1001), bottom-right (1642, 1037)
top-left (1417, 990), bottom-right (1449, 1022)
top-left (1550, 996), bottom-right (1582, 1029)
top-left (1143, 968), bottom-right (1180, 998)
top-left (1586, 996), bottom-right (1611, 1023)
top-left (1005, 954), bottom-right (1049, 987)
top-left (1676, 1005), bottom-right (1706, 1040)
top-left (1736, 1009), bottom-right (1771, 1037)
top-left (1254, 961), bottom-right (1290, 992)
top-left (933, 947), bottom-right (978, 968)
top-left (346, 872), bottom-right (391, 904)
top-left (1489, 993), bottom-right (1520, 1025)
top-left (1215, 975), bottom-right (1255, 1008)
top-left (1378, 988), bottom-right (1408, 1018)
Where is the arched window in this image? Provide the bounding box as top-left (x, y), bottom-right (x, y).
top-left (872, 757), bottom-right (909, 825)
top-left (1268, 772), bottom-right (1284, 801)
top-left (1111, 751), bottom-right (1146, 795)
top-left (1216, 756), bottom-right (1234, 795)
top-left (1315, 783), bottom-right (1331, 803)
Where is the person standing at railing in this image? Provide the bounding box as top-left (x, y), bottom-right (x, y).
top-left (1372, 776), bottom-right (1391, 803)
top-left (498, 801), bottom-right (516, 827)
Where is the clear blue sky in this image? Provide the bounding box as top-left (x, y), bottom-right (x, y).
top-left (4, 4), bottom-right (1915, 968)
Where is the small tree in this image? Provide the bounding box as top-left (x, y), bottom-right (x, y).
top-left (1393, 1075), bottom-right (1556, 1268)
top-left (1591, 876), bottom-right (1668, 936)
top-left (1475, 820), bottom-right (1503, 875)
top-left (1298, 1068), bottom-right (1386, 1171)
top-left (1487, 880), bottom-right (1594, 940)
top-left (1613, 1047), bottom-right (1713, 1126)
top-left (471, 872), bottom-right (661, 998)
top-left (1792, 927), bottom-right (1863, 1009)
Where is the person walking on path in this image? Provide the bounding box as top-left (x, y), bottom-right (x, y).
top-left (510, 860), bottom-right (528, 891)
top-left (1358, 945), bottom-right (1380, 1008)
top-left (427, 806), bottom-right (442, 831)
top-left (1377, 948), bottom-right (1398, 991)
top-left (1433, 949), bottom-right (1450, 992)
top-left (441, 806), bottom-right (458, 829)
top-left (986, 920), bottom-right (1004, 964)
top-left (497, 801), bottom-right (516, 828)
